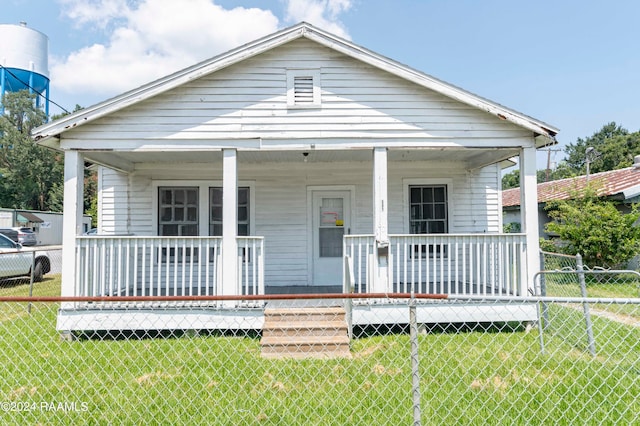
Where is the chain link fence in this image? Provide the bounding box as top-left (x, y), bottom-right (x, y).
top-left (0, 282), bottom-right (638, 424)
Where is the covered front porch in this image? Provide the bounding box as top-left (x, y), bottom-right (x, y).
top-left (58, 143), bottom-right (542, 331)
top-left (70, 232), bottom-right (527, 299)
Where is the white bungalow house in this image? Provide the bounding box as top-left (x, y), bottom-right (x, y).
top-left (32, 23), bottom-right (557, 332)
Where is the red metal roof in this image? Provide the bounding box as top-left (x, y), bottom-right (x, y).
top-left (502, 166), bottom-right (640, 207)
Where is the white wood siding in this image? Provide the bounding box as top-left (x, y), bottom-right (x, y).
top-left (98, 168), bottom-right (130, 234)
top-left (99, 159), bottom-right (500, 287)
top-left (63, 39), bottom-right (528, 145)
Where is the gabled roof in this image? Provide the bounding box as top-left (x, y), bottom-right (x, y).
top-left (502, 166), bottom-right (640, 207)
top-left (32, 22), bottom-right (558, 146)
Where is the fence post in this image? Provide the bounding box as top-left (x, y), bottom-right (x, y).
top-left (409, 293), bottom-right (421, 425)
top-left (576, 254), bottom-right (596, 356)
top-left (27, 250), bottom-right (35, 314)
top-left (539, 251), bottom-right (549, 330)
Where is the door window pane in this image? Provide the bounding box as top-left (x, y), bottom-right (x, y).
top-left (319, 228), bottom-right (343, 257)
top-left (318, 197), bottom-right (344, 257)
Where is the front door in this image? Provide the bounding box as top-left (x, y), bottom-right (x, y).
top-left (311, 191), bottom-right (351, 286)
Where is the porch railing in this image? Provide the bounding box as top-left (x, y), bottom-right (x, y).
top-left (76, 236), bottom-right (263, 299)
top-left (344, 234), bottom-right (527, 296)
top-left (237, 236), bottom-right (265, 296)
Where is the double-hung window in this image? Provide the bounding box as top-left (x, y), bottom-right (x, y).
top-left (158, 187), bottom-right (199, 236)
top-left (409, 185), bottom-right (448, 256)
top-left (209, 187), bottom-right (250, 236)
top-left (157, 185), bottom-right (251, 262)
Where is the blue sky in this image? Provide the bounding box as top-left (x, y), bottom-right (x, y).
top-left (4, 0), bottom-right (640, 167)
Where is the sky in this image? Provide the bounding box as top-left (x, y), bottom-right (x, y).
top-left (3, 0), bottom-right (640, 168)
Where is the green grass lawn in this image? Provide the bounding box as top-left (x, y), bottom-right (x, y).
top-left (0, 277), bottom-right (638, 425)
top-left (545, 275), bottom-right (640, 321)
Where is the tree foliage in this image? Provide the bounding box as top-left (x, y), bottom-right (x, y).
top-left (0, 91), bottom-right (64, 211)
top-left (564, 122), bottom-right (640, 174)
top-left (545, 190), bottom-right (640, 268)
top-left (501, 161), bottom-right (577, 189)
top-left (0, 91), bottom-right (96, 221)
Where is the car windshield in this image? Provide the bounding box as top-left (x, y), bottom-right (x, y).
top-left (18, 228), bottom-right (33, 233)
top-left (0, 235), bottom-right (16, 248)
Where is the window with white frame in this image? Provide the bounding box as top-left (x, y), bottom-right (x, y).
top-left (409, 185), bottom-right (448, 234)
top-left (409, 185), bottom-right (448, 256)
top-left (158, 187), bottom-right (199, 236)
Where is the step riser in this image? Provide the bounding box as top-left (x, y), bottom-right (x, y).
top-left (265, 314), bottom-right (346, 322)
top-left (261, 344), bottom-right (351, 354)
top-left (263, 329), bottom-right (347, 338)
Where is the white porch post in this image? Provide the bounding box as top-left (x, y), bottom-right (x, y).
top-left (221, 149), bottom-right (238, 298)
top-left (519, 145), bottom-right (540, 295)
top-left (61, 150), bottom-right (85, 300)
top-left (373, 147), bottom-right (389, 292)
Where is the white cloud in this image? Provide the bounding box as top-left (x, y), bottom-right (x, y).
top-left (58, 0), bottom-right (129, 29)
top-left (51, 0), bottom-right (353, 102)
top-left (52, 0), bottom-right (279, 96)
top-left (284, 0), bottom-right (352, 39)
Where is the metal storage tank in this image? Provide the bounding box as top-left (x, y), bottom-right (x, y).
top-left (0, 22), bottom-right (50, 116)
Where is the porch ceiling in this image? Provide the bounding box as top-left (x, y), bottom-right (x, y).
top-left (84, 147), bottom-right (521, 172)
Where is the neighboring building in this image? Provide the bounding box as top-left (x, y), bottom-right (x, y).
top-left (0, 208), bottom-right (92, 245)
top-left (32, 22), bottom-right (557, 332)
top-left (502, 162), bottom-right (640, 238)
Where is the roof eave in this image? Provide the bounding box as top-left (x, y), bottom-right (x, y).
top-left (32, 23), bottom-right (311, 143)
top-left (32, 21), bottom-right (559, 144)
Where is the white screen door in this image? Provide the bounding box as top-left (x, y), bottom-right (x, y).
top-left (312, 191), bottom-right (351, 286)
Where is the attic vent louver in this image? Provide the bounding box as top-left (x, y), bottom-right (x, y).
top-left (287, 69), bottom-right (321, 108)
top-left (293, 76), bottom-right (314, 104)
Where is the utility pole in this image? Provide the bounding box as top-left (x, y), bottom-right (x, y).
top-left (585, 147), bottom-right (601, 184)
top-left (545, 147), bottom-right (562, 182)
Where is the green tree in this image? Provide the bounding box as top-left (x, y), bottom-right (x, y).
top-left (501, 169), bottom-right (520, 189)
top-left (0, 90), bottom-right (63, 211)
top-left (564, 122), bottom-right (640, 174)
top-left (545, 190), bottom-right (640, 268)
top-left (501, 161), bottom-right (577, 190)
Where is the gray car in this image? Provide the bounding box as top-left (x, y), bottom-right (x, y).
top-left (13, 227), bottom-right (37, 246)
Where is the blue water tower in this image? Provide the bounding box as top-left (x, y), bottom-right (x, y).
top-left (0, 22), bottom-right (50, 117)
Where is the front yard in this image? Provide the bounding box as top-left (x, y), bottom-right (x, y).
top-left (0, 277), bottom-right (638, 424)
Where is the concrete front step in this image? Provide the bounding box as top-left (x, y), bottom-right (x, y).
top-left (261, 336), bottom-right (351, 359)
top-left (264, 307), bottom-right (346, 322)
top-left (263, 320), bottom-right (348, 337)
top-left (260, 306), bottom-right (351, 359)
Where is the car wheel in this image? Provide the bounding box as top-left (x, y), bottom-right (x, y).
top-left (33, 260), bottom-right (43, 282)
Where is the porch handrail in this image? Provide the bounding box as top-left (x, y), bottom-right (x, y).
top-left (76, 236), bottom-right (223, 299)
top-left (344, 233), bottom-right (528, 296)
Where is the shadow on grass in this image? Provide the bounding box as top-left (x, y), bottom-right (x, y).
top-left (72, 328), bottom-right (262, 341)
top-left (0, 275), bottom-right (58, 289)
top-left (353, 321), bottom-right (527, 338)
